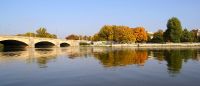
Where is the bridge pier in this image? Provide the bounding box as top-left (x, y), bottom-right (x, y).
top-left (28, 37), bottom-right (35, 48)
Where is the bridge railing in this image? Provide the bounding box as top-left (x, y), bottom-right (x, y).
top-left (0, 35), bottom-right (89, 43)
top-left (0, 35), bottom-right (62, 40)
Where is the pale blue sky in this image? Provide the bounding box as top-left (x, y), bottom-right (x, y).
top-left (0, 0), bottom-right (200, 38)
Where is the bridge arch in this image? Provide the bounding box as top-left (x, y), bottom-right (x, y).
top-left (0, 40), bottom-right (29, 48)
top-left (35, 41), bottom-right (56, 48)
top-left (60, 42), bottom-right (70, 47)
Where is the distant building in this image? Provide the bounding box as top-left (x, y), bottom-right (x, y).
top-left (147, 32), bottom-right (154, 39)
top-left (191, 29), bottom-right (200, 36)
top-left (197, 29), bottom-right (200, 37)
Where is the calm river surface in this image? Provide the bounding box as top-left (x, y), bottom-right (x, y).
top-left (0, 47), bottom-right (200, 86)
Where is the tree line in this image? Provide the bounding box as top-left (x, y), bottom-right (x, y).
top-left (66, 17), bottom-right (200, 43)
top-left (17, 28), bottom-right (57, 39)
top-left (151, 17), bottom-right (199, 43)
top-left (93, 25), bottom-right (148, 43)
top-left (65, 34), bottom-right (92, 40)
top-left (16, 17), bottom-right (198, 43)
top-left (66, 26), bottom-right (148, 43)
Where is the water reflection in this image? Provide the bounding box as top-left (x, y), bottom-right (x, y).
top-left (150, 49), bottom-right (199, 75)
top-left (0, 47), bottom-right (200, 76)
top-left (93, 49), bottom-right (148, 67)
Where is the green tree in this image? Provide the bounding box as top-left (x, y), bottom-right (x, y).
top-left (36, 28), bottom-right (48, 37)
top-left (51, 34), bottom-right (57, 39)
top-left (151, 30), bottom-right (164, 43)
top-left (181, 29), bottom-right (193, 42)
top-left (36, 27), bottom-right (57, 38)
top-left (16, 32), bottom-right (36, 37)
top-left (164, 17), bottom-right (183, 43)
top-left (16, 28), bottom-right (57, 38)
top-left (24, 32), bottom-right (36, 37)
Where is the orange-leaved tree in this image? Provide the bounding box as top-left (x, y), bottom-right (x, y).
top-left (132, 27), bottom-right (148, 43)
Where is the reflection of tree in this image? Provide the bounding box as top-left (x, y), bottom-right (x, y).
top-left (93, 49), bottom-right (148, 67)
top-left (164, 50), bottom-right (182, 74)
top-left (151, 49), bottom-right (199, 76)
top-left (152, 50), bottom-right (165, 62)
top-left (181, 49), bottom-right (197, 62)
top-left (163, 49), bottom-right (197, 75)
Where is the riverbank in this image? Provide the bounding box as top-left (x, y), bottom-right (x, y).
top-left (86, 43), bottom-right (200, 47)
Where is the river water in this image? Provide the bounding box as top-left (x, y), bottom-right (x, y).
top-left (0, 47), bottom-right (200, 86)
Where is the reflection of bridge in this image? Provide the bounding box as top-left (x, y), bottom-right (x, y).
top-left (0, 47), bottom-right (81, 61)
top-left (0, 36), bottom-right (81, 48)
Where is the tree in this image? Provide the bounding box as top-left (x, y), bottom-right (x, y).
top-left (113, 26), bottom-right (135, 43)
top-left (132, 27), bottom-right (148, 43)
top-left (164, 17), bottom-right (183, 43)
top-left (181, 29), bottom-right (193, 42)
top-left (46, 33), bottom-right (57, 38)
top-left (98, 25), bottom-right (114, 41)
top-left (92, 33), bottom-right (100, 41)
top-left (25, 32), bottom-right (36, 37)
top-left (95, 25), bottom-right (136, 43)
top-left (17, 28), bottom-right (57, 38)
top-left (51, 34), bottom-right (57, 39)
top-left (36, 27), bottom-right (48, 38)
top-left (16, 32), bottom-right (36, 37)
top-left (151, 30), bottom-right (164, 43)
top-left (65, 34), bottom-right (92, 40)
top-left (65, 34), bottom-right (79, 40)
top-left (80, 35), bottom-right (92, 40)
top-left (35, 27), bottom-right (57, 38)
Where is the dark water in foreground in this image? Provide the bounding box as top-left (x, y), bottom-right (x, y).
top-left (0, 47), bottom-right (200, 86)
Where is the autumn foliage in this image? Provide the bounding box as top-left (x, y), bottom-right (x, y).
top-left (132, 27), bottom-right (148, 42)
top-left (93, 25), bottom-right (148, 43)
top-left (94, 25), bottom-right (136, 43)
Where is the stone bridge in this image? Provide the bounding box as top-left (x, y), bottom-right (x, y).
top-left (0, 36), bottom-right (82, 48)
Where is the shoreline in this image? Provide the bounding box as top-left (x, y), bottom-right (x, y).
top-left (83, 43), bottom-right (200, 48)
